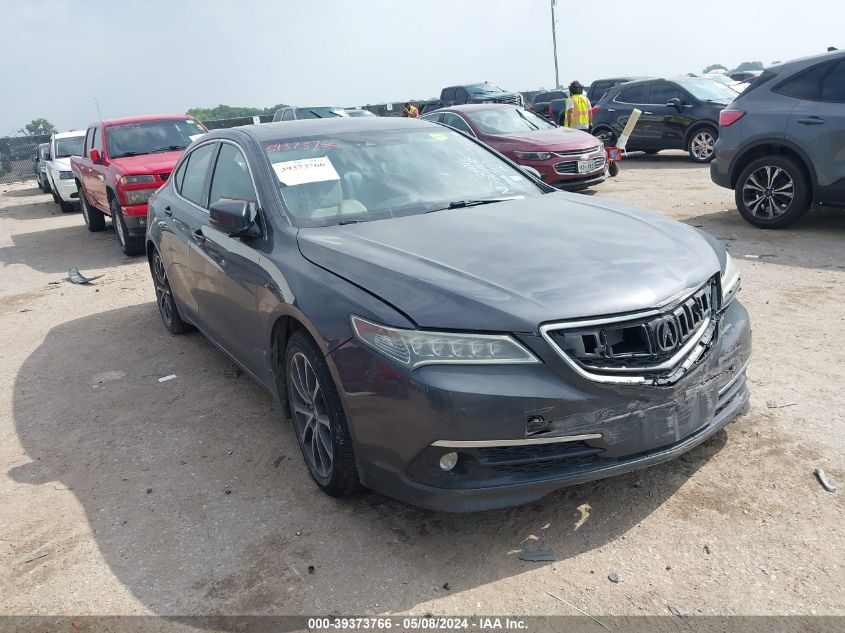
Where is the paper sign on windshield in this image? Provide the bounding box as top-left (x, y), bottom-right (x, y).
top-left (272, 156), bottom-right (340, 186)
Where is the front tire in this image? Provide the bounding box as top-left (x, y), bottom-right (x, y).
top-left (688, 126), bottom-right (717, 163)
top-left (80, 186), bottom-right (106, 232)
top-left (150, 248), bottom-right (191, 334)
top-left (59, 199), bottom-right (75, 213)
top-left (285, 330), bottom-right (361, 497)
top-left (110, 197), bottom-right (144, 256)
top-left (735, 155), bottom-right (810, 229)
top-left (593, 126), bottom-right (617, 147)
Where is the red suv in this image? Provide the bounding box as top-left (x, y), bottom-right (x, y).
top-left (71, 115), bottom-right (207, 255)
top-left (422, 104), bottom-right (607, 190)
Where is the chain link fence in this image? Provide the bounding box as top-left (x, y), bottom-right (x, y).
top-left (0, 134), bottom-right (49, 185)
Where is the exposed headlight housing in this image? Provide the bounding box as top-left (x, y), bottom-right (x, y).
top-left (514, 151), bottom-right (552, 161)
top-left (124, 188), bottom-right (156, 205)
top-left (351, 316), bottom-right (540, 369)
top-left (59, 171), bottom-right (73, 179)
top-left (120, 174), bottom-right (156, 186)
top-left (721, 252), bottom-right (740, 308)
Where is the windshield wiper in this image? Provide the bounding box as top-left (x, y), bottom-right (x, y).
top-left (309, 110), bottom-right (325, 118)
top-left (426, 197), bottom-right (522, 213)
top-left (110, 152), bottom-right (144, 158)
top-left (149, 145), bottom-right (186, 153)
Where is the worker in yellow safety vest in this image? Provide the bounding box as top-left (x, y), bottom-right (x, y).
top-left (402, 102), bottom-right (419, 118)
top-left (563, 81), bottom-right (592, 130)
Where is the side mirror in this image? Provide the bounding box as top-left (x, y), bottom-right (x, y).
top-left (521, 166), bottom-right (543, 180)
top-left (209, 199), bottom-right (260, 238)
top-left (667, 98), bottom-right (683, 110)
top-left (89, 148), bottom-right (101, 164)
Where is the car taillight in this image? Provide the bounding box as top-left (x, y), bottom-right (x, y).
top-left (719, 110), bottom-right (745, 127)
top-left (591, 105), bottom-right (600, 114)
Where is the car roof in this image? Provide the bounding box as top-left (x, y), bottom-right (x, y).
top-left (54, 130), bottom-right (86, 139)
top-left (98, 114), bottom-right (195, 127)
top-left (229, 117), bottom-right (442, 142)
top-left (432, 103), bottom-right (521, 113)
top-left (771, 48), bottom-right (845, 71)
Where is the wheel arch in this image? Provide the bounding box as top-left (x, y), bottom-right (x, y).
top-left (683, 120), bottom-right (719, 149)
top-left (729, 140), bottom-right (817, 199)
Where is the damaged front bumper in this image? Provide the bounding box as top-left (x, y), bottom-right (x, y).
top-left (329, 299), bottom-right (751, 512)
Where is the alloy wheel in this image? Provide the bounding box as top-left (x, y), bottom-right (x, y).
top-left (152, 252), bottom-right (173, 327)
top-left (690, 131), bottom-right (715, 160)
top-left (289, 352), bottom-right (334, 479)
top-left (113, 209), bottom-right (126, 246)
top-left (81, 196), bottom-right (90, 225)
top-left (741, 165), bottom-right (794, 219)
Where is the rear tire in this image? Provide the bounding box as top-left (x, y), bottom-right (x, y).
top-left (735, 155), bottom-right (810, 229)
top-left (688, 126), bottom-right (717, 163)
top-left (150, 248), bottom-right (191, 334)
top-left (593, 126), bottom-right (617, 147)
top-left (59, 199), bottom-right (75, 213)
top-left (285, 330), bottom-right (361, 497)
top-left (79, 186), bottom-right (106, 232)
top-left (111, 197), bottom-right (144, 256)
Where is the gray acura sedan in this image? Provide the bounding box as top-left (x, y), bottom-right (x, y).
top-left (145, 117), bottom-right (750, 512)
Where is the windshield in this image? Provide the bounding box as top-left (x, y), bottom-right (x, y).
top-left (55, 136), bottom-right (85, 158)
top-left (345, 109), bottom-right (376, 118)
top-left (675, 78), bottom-right (738, 102)
top-left (106, 119), bottom-right (206, 158)
top-left (466, 107), bottom-right (554, 134)
top-left (466, 83), bottom-right (505, 96)
top-left (294, 107), bottom-right (348, 119)
top-left (264, 127), bottom-right (543, 227)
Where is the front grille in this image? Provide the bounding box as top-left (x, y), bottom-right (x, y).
top-left (477, 442), bottom-right (603, 476)
top-left (553, 145), bottom-right (603, 157)
top-left (543, 278), bottom-right (719, 384)
top-left (493, 95), bottom-right (521, 105)
top-left (159, 172), bottom-right (170, 182)
top-left (554, 155), bottom-right (605, 175)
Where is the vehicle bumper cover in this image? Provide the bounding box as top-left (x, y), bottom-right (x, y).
top-left (55, 178), bottom-right (80, 203)
top-left (329, 300), bottom-right (751, 512)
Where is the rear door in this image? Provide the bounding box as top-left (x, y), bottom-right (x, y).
top-left (193, 141), bottom-right (265, 375)
top-left (610, 84), bottom-right (648, 144)
top-left (782, 58), bottom-right (845, 203)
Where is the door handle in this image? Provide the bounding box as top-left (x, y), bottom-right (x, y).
top-left (797, 117), bottom-right (825, 125)
top-left (606, 108), bottom-right (616, 113)
top-left (163, 205), bottom-right (172, 217)
top-left (643, 111), bottom-right (653, 115)
top-left (191, 228), bottom-right (205, 244)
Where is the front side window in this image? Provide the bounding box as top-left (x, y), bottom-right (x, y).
top-left (54, 136), bottom-right (85, 158)
top-left (441, 113), bottom-right (473, 135)
top-left (209, 144), bottom-right (258, 217)
top-left (92, 126), bottom-right (102, 153)
top-left (180, 143), bottom-right (217, 207)
top-left (649, 83), bottom-right (686, 104)
top-left (105, 118), bottom-right (207, 159)
top-left (674, 78), bottom-right (738, 102)
top-left (617, 85), bottom-right (647, 103)
top-left (84, 128), bottom-right (94, 155)
top-left (263, 127), bottom-right (543, 227)
top-left (466, 107), bottom-right (553, 135)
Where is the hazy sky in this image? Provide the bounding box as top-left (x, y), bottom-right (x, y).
top-left (2, 0), bottom-right (842, 133)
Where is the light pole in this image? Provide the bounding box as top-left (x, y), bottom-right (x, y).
top-left (551, 0), bottom-right (560, 89)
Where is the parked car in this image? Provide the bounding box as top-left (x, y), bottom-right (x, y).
top-left (591, 77), bottom-right (738, 162)
top-left (528, 89), bottom-right (568, 119)
top-left (70, 115), bottom-right (208, 255)
top-left (344, 109), bottom-right (376, 118)
top-left (421, 104), bottom-right (607, 190)
top-left (34, 143), bottom-right (51, 192)
top-left (272, 106), bottom-right (348, 122)
top-left (145, 117), bottom-right (750, 512)
top-left (45, 130), bottom-right (85, 212)
top-left (586, 77), bottom-right (640, 103)
top-left (439, 82), bottom-right (524, 107)
top-left (728, 70), bottom-right (763, 82)
top-left (711, 50), bottom-right (845, 228)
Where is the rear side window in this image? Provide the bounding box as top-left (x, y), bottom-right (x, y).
top-left (775, 61), bottom-right (836, 100)
top-left (617, 84), bottom-right (647, 103)
top-left (442, 88), bottom-right (456, 103)
top-left (179, 143), bottom-right (217, 207)
top-left (821, 59), bottom-right (845, 102)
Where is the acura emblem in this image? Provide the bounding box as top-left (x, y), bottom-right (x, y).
top-left (655, 317), bottom-right (680, 352)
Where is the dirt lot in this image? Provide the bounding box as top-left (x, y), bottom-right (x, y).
top-left (1, 153), bottom-right (843, 619)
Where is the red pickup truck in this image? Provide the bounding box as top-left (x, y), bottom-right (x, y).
top-left (71, 115), bottom-right (207, 255)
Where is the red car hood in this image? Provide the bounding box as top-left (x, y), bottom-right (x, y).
top-left (108, 151), bottom-right (183, 174)
top-left (487, 127), bottom-right (600, 152)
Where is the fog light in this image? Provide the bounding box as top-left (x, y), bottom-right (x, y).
top-left (439, 452), bottom-right (458, 472)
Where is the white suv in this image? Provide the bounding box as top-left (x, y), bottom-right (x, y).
top-left (46, 131), bottom-right (86, 212)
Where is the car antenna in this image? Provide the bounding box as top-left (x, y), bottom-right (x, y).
top-left (94, 96), bottom-right (103, 122)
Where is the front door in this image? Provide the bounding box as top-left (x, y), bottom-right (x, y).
top-left (643, 82), bottom-right (691, 149)
top-left (86, 125), bottom-right (109, 210)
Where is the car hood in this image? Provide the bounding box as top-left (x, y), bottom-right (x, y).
top-left (108, 151), bottom-right (183, 174)
top-left (297, 193), bottom-right (721, 332)
top-left (490, 128), bottom-right (601, 151)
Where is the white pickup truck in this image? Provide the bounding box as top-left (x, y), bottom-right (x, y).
top-left (46, 130), bottom-right (86, 212)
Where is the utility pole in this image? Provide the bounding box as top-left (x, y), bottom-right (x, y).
top-left (550, 0), bottom-right (560, 88)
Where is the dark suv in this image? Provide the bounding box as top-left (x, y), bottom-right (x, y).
top-left (586, 77), bottom-right (639, 102)
top-left (591, 77), bottom-right (738, 162)
top-left (439, 83), bottom-right (524, 108)
top-left (711, 50), bottom-right (845, 228)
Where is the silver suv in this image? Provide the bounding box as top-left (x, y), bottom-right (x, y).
top-left (711, 50), bottom-right (845, 228)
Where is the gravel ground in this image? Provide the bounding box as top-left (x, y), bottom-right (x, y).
top-left (1, 152), bottom-right (843, 619)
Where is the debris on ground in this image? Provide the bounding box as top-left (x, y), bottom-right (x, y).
top-left (814, 468), bottom-right (837, 493)
top-left (519, 550), bottom-right (555, 562)
top-left (767, 400), bottom-right (798, 409)
top-left (442, 582), bottom-right (450, 591)
top-left (744, 255), bottom-right (760, 260)
top-left (545, 591), bottom-right (611, 631)
top-left (53, 483), bottom-right (69, 491)
top-left (704, 544), bottom-right (711, 555)
top-left (146, 488), bottom-right (152, 494)
top-left (607, 572), bottom-right (620, 583)
top-left (667, 603), bottom-right (686, 617)
top-left (67, 267), bottom-right (103, 284)
top-left (308, 565), bottom-right (315, 574)
top-left (158, 374), bottom-right (176, 383)
top-left (273, 455), bottom-right (285, 468)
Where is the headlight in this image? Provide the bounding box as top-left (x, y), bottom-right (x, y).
top-left (120, 174), bottom-right (156, 186)
top-left (124, 188), bottom-right (156, 205)
top-left (721, 252), bottom-right (740, 307)
top-left (59, 171), bottom-right (73, 179)
top-left (514, 151), bottom-right (552, 161)
top-left (351, 316), bottom-right (540, 369)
